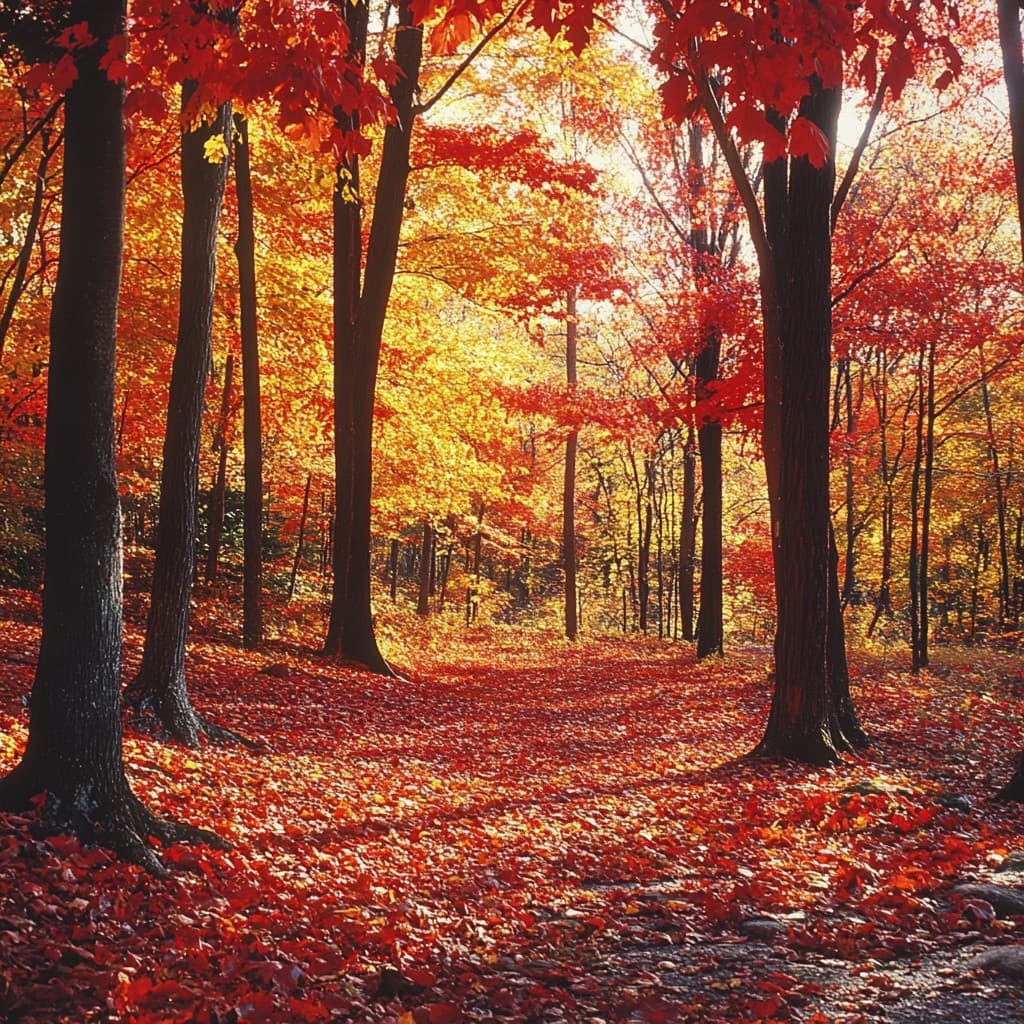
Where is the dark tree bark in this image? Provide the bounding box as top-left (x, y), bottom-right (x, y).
top-left (996, 0), bottom-right (1024, 799)
top-left (288, 472), bottom-right (312, 602)
top-left (907, 338), bottom-right (941, 670)
top-left (324, 0), bottom-right (422, 674)
top-left (204, 352), bottom-right (233, 584)
top-left (417, 521), bottom-right (433, 617)
top-left (999, 0), bottom-right (1024, 266)
top-left (233, 114), bottom-right (264, 650)
top-left (695, 329), bottom-right (723, 659)
top-left (124, 84), bottom-right (245, 746)
top-left (679, 426), bottom-right (697, 641)
top-left (755, 82), bottom-right (848, 764)
top-left (0, 0), bottom-right (224, 873)
top-left (389, 537), bottom-right (400, 602)
top-left (563, 285), bottom-right (579, 640)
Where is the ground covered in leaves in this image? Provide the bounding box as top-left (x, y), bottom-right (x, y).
top-left (2, 601), bottom-right (1024, 1022)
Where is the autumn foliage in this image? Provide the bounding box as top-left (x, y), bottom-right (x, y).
top-left (3, 0), bottom-right (1024, 1018)
top-left (3, 610), bottom-right (1024, 1022)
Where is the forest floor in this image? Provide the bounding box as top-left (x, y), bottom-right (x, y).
top-left (2, 594), bottom-right (1024, 1022)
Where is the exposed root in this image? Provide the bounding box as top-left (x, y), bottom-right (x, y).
top-left (750, 730), bottom-right (841, 766)
top-left (994, 754), bottom-right (1024, 802)
top-left (124, 673), bottom-right (259, 750)
top-left (0, 764), bottom-right (230, 878)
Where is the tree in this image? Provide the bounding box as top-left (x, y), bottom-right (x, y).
top-left (233, 113), bottom-right (265, 650)
top-left (324, 1), bottom-right (518, 668)
top-left (0, 0), bottom-right (222, 872)
top-left (124, 79), bottom-right (241, 745)
top-left (563, 284), bottom-right (580, 639)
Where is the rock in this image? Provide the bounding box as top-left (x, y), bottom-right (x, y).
top-left (259, 662), bottom-right (292, 678)
top-left (933, 792), bottom-right (973, 812)
top-left (969, 946), bottom-right (1024, 982)
top-left (952, 883), bottom-right (1024, 917)
top-left (840, 779), bottom-right (914, 799)
top-left (739, 917), bottom-right (789, 941)
top-left (996, 851), bottom-right (1024, 873)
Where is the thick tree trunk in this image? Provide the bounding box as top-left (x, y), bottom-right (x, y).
top-left (323, 0), bottom-right (367, 660)
top-left (756, 82), bottom-right (844, 765)
top-left (695, 330), bottom-right (723, 659)
top-left (339, 3), bottom-right (422, 672)
top-left (999, 0), bottom-right (1024, 266)
top-left (563, 285), bottom-right (579, 640)
top-left (325, 1), bottom-right (421, 675)
top-left (125, 84), bottom-right (244, 746)
top-left (233, 114), bottom-right (264, 650)
top-left (996, 0), bottom-right (1024, 799)
top-left (0, 0), bottom-right (223, 873)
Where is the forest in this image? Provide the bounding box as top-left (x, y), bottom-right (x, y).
top-left (2, 0), bottom-right (1024, 1021)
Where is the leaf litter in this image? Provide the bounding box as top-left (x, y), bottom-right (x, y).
top-left (0, 612), bottom-right (1023, 1022)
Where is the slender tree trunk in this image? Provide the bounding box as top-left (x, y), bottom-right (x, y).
top-left (417, 521), bottom-right (433, 617)
top-left (0, 0), bottom-right (223, 872)
top-left (205, 352), bottom-right (233, 584)
top-left (563, 285), bottom-right (579, 640)
top-left (0, 128), bottom-right (57, 363)
top-left (679, 426), bottom-right (697, 641)
top-left (695, 329), bottom-right (723, 659)
top-left (233, 114), bottom-right (264, 649)
top-left (125, 84), bottom-right (245, 746)
top-left (389, 537), bottom-right (400, 602)
top-left (827, 521), bottom-right (868, 747)
top-left (918, 340), bottom-right (936, 664)
top-left (909, 347), bottom-right (927, 670)
top-left (288, 473), bottom-right (312, 601)
top-left (981, 372), bottom-right (1013, 627)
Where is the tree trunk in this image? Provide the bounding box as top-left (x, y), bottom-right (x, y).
top-left (233, 114), bottom-right (264, 650)
top-left (125, 84), bottom-right (243, 746)
top-left (998, 0), bottom-right (1024, 267)
top-left (679, 426), bottom-right (697, 641)
top-left (323, 0), bottom-right (368, 660)
top-left (288, 473), bottom-right (312, 601)
top-left (995, 0), bottom-right (1024, 799)
top-left (0, 0), bottom-right (223, 873)
top-left (417, 521), bottom-right (433, 617)
top-left (389, 537), bottom-right (400, 602)
top-left (563, 284), bottom-right (579, 640)
top-left (980, 372), bottom-right (1013, 628)
top-left (204, 352), bottom-right (233, 584)
top-left (325, 1), bottom-right (421, 675)
top-left (756, 81), bottom-right (844, 765)
top-left (695, 329), bottom-right (723, 659)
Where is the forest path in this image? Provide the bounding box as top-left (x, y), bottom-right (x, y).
top-left (1, 609), bottom-right (1023, 1021)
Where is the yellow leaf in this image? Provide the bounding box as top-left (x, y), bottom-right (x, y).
top-left (203, 135), bottom-right (229, 164)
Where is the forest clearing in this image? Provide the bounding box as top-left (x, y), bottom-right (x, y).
top-left (3, 597), bottom-right (1024, 1023)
